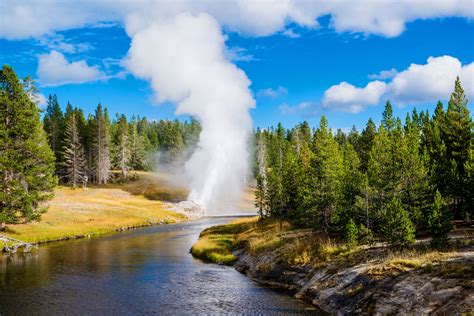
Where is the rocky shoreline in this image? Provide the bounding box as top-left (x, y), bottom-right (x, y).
top-left (232, 246), bottom-right (474, 315)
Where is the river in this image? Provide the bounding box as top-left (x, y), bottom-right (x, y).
top-left (0, 217), bottom-right (318, 315)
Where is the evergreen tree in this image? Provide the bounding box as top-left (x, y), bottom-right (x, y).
top-left (367, 125), bottom-right (393, 228)
top-left (309, 116), bottom-right (343, 230)
top-left (382, 196), bottom-right (415, 246)
top-left (334, 128), bottom-right (346, 146)
top-left (382, 100), bottom-right (395, 132)
top-left (116, 115), bottom-right (130, 177)
top-left (441, 77), bottom-right (472, 217)
top-left (359, 118), bottom-right (376, 172)
top-left (43, 94), bottom-right (64, 167)
top-left (92, 104), bottom-right (111, 184)
top-left (340, 142), bottom-right (363, 228)
top-left (0, 65), bottom-right (56, 223)
top-left (129, 122), bottom-right (149, 170)
top-left (62, 112), bottom-right (87, 188)
top-left (428, 190), bottom-right (452, 248)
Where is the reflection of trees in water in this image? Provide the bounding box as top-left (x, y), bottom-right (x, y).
top-left (0, 252), bottom-right (53, 289)
top-left (0, 227), bottom-right (195, 290)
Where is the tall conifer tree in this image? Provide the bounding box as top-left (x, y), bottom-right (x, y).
top-left (0, 65), bottom-right (56, 224)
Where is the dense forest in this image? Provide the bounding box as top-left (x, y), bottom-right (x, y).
top-left (253, 77), bottom-right (473, 248)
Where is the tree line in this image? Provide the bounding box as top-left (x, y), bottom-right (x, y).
top-left (43, 95), bottom-right (201, 187)
top-left (253, 77), bottom-right (473, 248)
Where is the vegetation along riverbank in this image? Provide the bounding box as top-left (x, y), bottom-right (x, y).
top-left (191, 217), bottom-right (474, 314)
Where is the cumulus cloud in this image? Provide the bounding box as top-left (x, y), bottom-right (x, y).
top-left (388, 55), bottom-right (474, 104)
top-left (322, 81), bottom-right (387, 113)
top-left (368, 68), bottom-right (398, 80)
top-left (1, 1), bottom-right (473, 40)
top-left (257, 86), bottom-right (288, 98)
top-left (37, 50), bottom-right (105, 86)
top-left (322, 55), bottom-right (474, 112)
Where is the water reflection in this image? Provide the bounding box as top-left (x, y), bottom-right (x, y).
top-left (0, 218), bottom-right (318, 315)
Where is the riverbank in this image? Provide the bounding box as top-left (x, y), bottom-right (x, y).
top-left (1, 172), bottom-right (188, 244)
top-left (191, 218), bottom-right (474, 314)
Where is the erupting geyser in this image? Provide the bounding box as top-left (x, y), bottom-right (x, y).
top-left (126, 13), bottom-right (255, 215)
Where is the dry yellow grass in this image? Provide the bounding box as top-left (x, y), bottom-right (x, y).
top-left (3, 173), bottom-right (187, 243)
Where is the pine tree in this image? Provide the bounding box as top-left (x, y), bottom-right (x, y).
top-left (310, 116), bottom-right (343, 230)
top-left (424, 102), bottom-right (450, 198)
top-left (368, 125), bottom-right (393, 228)
top-left (340, 142), bottom-right (363, 228)
top-left (382, 196), bottom-right (415, 246)
top-left (441, 77), bottom-right (472, 216)
top-left (382, 100), bottom-right (395, 132)
top-left (359, 118), bottom-right (376, 172)
top-left (43, 94), bottom-right (64, 167)
top-left (62, 112), bottom-right (87, 188)
top-left (0, 65), bottom-right (56, 224)
top-left (428, 190), bottom-right (452, 248)
top-left (92, 104), bottom-right (110, 184)
top-left (129, 122), bottom-right (149, 170)
top-left (116, 115), bottom-right (130, 177)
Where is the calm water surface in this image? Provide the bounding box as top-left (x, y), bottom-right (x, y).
top-left (0, 217), bottom-right (318, 315)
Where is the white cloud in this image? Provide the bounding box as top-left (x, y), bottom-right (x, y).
top-left (37, 34), bottom-right (93, 54)
top-left (1, 1), bottom-right (472, 40)
top-left (225, 46), bottom-right (255, 62)
top-left (368, 68), bottom-right (398, 80)
top-left (282, 28), bottom-right (300, 38)
top-left (322, 55), bottom-right (474, 112)
top-left (322, 80), bottom-right (387, 113)
top-left (37, 50), bottom-right (105, 86)
top-left (257, 86), bottom-right (287, 98)
top-left (388, 55), bottom-right (474, 104)
top-left (322, 0), bottom-right (474, 37)
top-left (279, 101), bottom-right (318, 116)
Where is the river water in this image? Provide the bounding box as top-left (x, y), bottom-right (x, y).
top-left (0, 217), bottom-right (318, 315)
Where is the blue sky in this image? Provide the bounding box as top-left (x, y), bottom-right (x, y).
top-left (1, 9), bottom-right (473, 131)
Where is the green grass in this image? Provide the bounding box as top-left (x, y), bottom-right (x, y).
top-left (191, 217), bottom-right (259, 265)
top-left (2, 172), bottom-right (187, 244)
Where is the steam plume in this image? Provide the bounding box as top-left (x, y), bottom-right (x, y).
top-left (125, 13), bottom-right (255, 214)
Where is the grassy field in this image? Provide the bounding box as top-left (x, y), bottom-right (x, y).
top-left (2, 172), bottom-right (188, 243)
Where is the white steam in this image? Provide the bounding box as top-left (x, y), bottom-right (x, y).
top-left (125, 13), bottom-right (255, 214)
